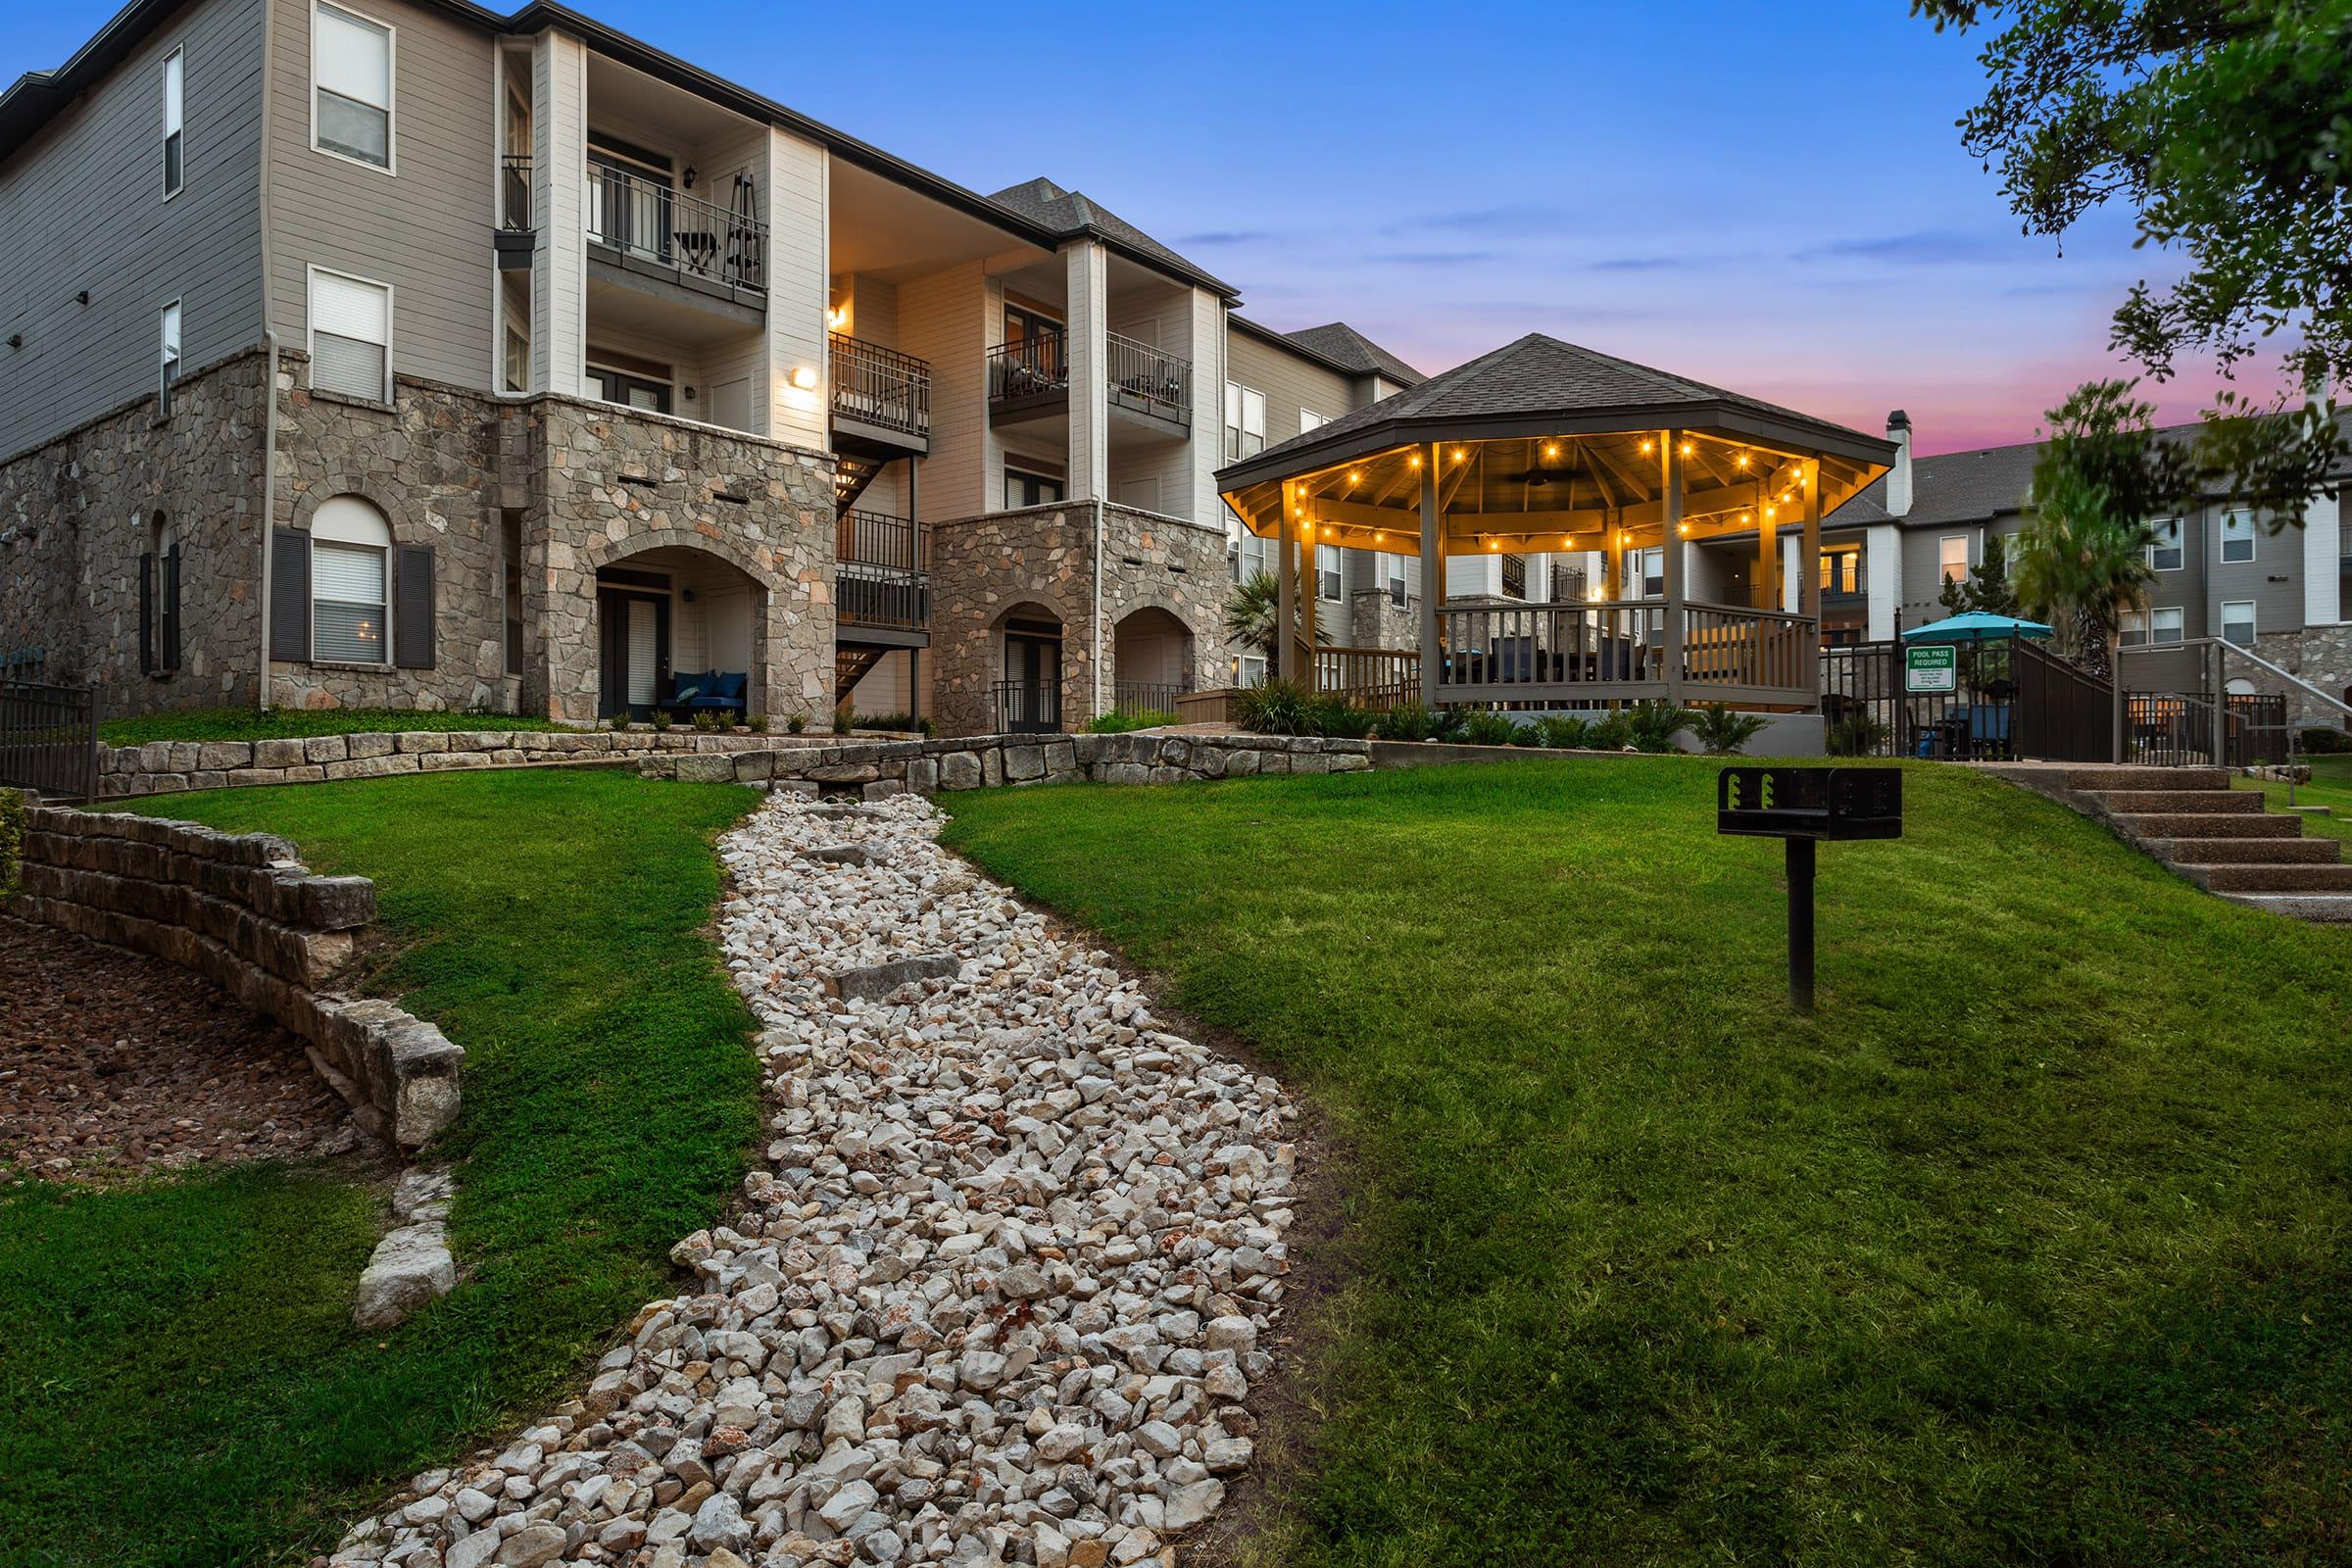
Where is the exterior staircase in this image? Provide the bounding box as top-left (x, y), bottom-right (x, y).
top-left (2009, 765), bottom-right (2352, 922)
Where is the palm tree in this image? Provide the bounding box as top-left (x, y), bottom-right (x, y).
top-left (1223, 570), bottom-right (1328, 679)
top-left (2006, 469), bottom-right (2158, 677)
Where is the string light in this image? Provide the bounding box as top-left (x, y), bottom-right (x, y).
top-left (1544, 443), bottom-right (1559, 459)
top-left (1451, 448), bottom-right (1467, 462)
top-left (1639, 439), bottom-right (1654, 455)
top-left (1348, 470), bottom-right (1362, 483)
top-left (1409, 453), bottom-right (1422, 467)
top-left (1736, 453), bottom-right (1749, 468)
top-left (1679, 441), bottom-right (1693, 458)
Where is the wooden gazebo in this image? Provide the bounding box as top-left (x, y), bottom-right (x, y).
top-left (1216, 334), bottom-right (1895, 711)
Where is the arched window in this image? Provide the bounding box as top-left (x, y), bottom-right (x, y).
top-left (312, 495), bottom-right (392, 663)
top-left (140, 513), bottom-right (180, 676)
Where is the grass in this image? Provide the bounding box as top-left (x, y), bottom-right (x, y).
top-left (98, 707), bottom-right (577, 747)
top-left (2238, 751), bottom-right (2352, 845)
top-left (940, 758), bottom-right (2352, 1568)
top-left (0, 769), bottom-right (761, 1566)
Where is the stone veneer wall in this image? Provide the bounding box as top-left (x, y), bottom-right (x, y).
top-left (2253, 625), bottom-right (2352, 728)
top-left (93, 727), bottom-right (795, 798)
top-left (1348, 588), bottom-right (1419, 654)
top-left (636, 731), bottom-right (1373, 796)
top-left (927, 502), bottom-right (1232, 738)
top-left (0, 348), bottom-right (271, 714)
top-left (10, 803), bottom-right (461, 1150)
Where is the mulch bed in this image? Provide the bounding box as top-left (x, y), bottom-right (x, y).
top-left (0, 914), bottom-right (356, 1184)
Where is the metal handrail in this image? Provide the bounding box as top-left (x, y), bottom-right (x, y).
top-left (585, 164), bottom-right (767, 292)
top-left (829, 334), bottom-right (929, 440)
top-left (836, 509), bottom-right (928, 571)
top-left (1105, 331), bottom-right (1191, 418)
top-left (988, 335), bottom-right (1067, 402)
top-left (500, 154), bottom-right (532, 230)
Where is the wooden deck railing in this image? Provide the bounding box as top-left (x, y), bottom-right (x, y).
top-left (1431, 600), bottom-right (1813, 705)
top-left (1313, 645), bottom-right (1419, 709)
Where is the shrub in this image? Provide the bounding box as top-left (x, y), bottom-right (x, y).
top-left (787, 713), bottom-right (807, 735)
top-left (832, 705), bottom-right (854, 736)
top-left (1235, 678), bottom-right (1317, 736)
top-left (1690, 703), bottom-right (1771, 756)
top-left (1509, 720), bottom-right (1546, 748)
top-left (1536, 713), bottom-right (1595, 751)
top-left (1588, 711), bottom-right (1635, 751)
top-left (1087, 710), bottom-right (1181, 734)
top-left (1457, 709), bottom-right (1519, 748)
top-left (746, 713), bottom-right (768, 734)
top-left (1430, 706), bottom-right (1469, 744)
top-left (649, 709), bottom-right (672, 732)
top-left (0, 789), bottom-right (22, 896)
top-left (690, 710), bottom-right (725, 733)
top-left (850, 712), bottom-right (929, 734)
top-left (1625, 700), bottom-right (1694, 755)
top-left (1373, 701), bottom-right (1438, 743)
top-left (1828, 708), bottom-right (1889, 758)
top-left (1309, 699), bottom-right (1378, 740)
top-left (2298, 725), bottom-right (2352, 755)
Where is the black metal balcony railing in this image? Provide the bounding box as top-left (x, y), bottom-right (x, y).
top-left (1112, 680), bottom-right (1188, 717)
top-left (836, 510), bottom-right (929, 631)
top-left (829, 334), bottom-right (930, 441)
top-left (586, 164), bottom-right (766, 294)
top-left (501, 154), bottom-right (532, 230)
top-left (991, 677), bottom-right (1062, 734)
top-left (1106, 331), bottom-right (1191, 421)
top-left (988, 333), bottom-right (1067, 403)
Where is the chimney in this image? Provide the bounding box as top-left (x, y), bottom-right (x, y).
top-left (1885, 410), bottom-right (1913, 518)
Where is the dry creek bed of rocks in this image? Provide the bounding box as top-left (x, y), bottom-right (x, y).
top-left (332, 791), bottom-right (1298, 1568)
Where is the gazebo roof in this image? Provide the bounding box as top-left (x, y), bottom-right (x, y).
top-left (1216, 333), bottom-right (1895, 554)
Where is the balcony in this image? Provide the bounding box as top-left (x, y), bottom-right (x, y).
top-left (829, 334), bottom-right (930, 457)
top-left (586, 163), bottom-right (766, 316)
top-left (496, 153), bottom-right (533, 270)
top-left (1105, 331), bottom-right (1190, 430)
top-left (988, 333), bottom-right (1068, 419)
top-left (836, 510), bottom-right (929, 641)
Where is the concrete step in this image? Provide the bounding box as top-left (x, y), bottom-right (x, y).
top-left (2116, 811), bottom-right (2306, 839)
top-left (2149, 837), bottom-right (2342, 865)
top-left (2283, 804), bottom-right (2335, 817)
top-left (2221, 893), bottom-right (2352, 923)
top-left (2181, 861), bottom-right (2352, 893)
top-left (2066, 765), bottom-right (2231, 792)
top-left (2088, 788), bottom-right (2263, 814)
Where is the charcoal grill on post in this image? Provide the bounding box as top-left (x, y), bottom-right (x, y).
top-left (1716, 766), bottom-right (1902, 1012)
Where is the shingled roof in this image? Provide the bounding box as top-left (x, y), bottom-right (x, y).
top-left (1219, 332), bottom-right (1892, 491)
top-left (1280, 322), bottom-right (1424, 386)
top-left (987, 178), bottom-right (1237, 300)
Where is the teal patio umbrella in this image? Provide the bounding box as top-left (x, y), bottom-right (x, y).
top-left (1900, 611), bottom-right (2055, 644)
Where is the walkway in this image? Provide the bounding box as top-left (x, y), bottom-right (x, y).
top-left (333, 792), bottom-right (1297, 1568)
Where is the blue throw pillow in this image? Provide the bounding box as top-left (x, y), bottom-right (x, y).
top-left (671, 684), bottom-right (701, 705)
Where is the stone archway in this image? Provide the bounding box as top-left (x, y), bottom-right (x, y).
top-left (1110, 605), bottom-right (1193, 718)
top-left (990, 601), bottom-right (1067, 734)
top-left (552, 539), bottom-right (774, 724)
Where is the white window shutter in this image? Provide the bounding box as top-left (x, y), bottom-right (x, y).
top-left (312, 272), bottom-right (388, 344)
top-left (317, 6), bottom-right (390, 110)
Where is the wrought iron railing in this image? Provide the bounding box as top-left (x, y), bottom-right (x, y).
top-left (837, 509), bottom-right (927, 571)
top-left (1, 677), bottom-right (99, 801)
top-left (990, 678), bottom-right (1061, 734)
top-left (988, 334), bottom-right (1067, 403)
top-left (835, 510), bottom-right (929, 632)
top-left (501, 154), bottom-right (532, 230)
top-left (829, 334), bottom-right (930, 441)
top-left (585, 164), bottom-right (766, 293)
top-left (1500, 553), bottom-right (1528, 600)
top-left (1111, 680), bottom-right (1189, 717)
top-left (1819, 635), bottom-right (2115, 760)
top-left (1106, 331), bottom-right (1191, 421)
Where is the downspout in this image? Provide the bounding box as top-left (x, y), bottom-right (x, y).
top-left (254, 0), bottom-right (279, 712)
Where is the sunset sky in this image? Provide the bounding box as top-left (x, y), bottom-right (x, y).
top-left (6, 0), bottom-right (2266, 454)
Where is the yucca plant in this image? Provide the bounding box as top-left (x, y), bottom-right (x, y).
top-left (1690, 703), bottom-right (1770, 756)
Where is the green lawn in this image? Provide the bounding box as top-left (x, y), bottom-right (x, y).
top-left (0, 770), bottom-right (761, 1567)
top-left (98, 707), bottom-right (577, 747)
top-left (2239, 751), bottom-right (2352, 845)
top-left (941, 758), bottom-right (2352, 1568)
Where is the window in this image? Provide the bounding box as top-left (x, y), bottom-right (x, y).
top-left (314, 3), bottom-right (392, 170)
top-left (588, 361), bottom-right (671, 414)
top-left (2221, 599), bottom-right (2256, 646)
top-left (159, 300), bottom-right (181, 413)
top-left (2122, 608), bottom-right (2185, 646)
top-left (1628, 546), bottom-right (1663, 597)
top-left (312, 495), bottom-right (392, 663)
top-left (1298, 408), bottom-right (1326, 433)
top-left (1237, 653), bottom-right (1266, 689)
top-left (309, 268), bottom-right (389, 400)
top-left (162, 48), bottom-right (184, 196)
top-left (1385, 553), bottom-right (1408, 607)
top-left (2220, 508), bottom-right (2256, 564)
top-left (141, 514), bottom-right (180, 676)
top-left (503, 322), bottom-right (528, 394)
top-left (1820, 549), bottom-right (1860, 595)
top-left (1937, 534), bottom-right (1969, 585)
top-left (2147, 516), bottom-right (2183, 571)
top-left (1004, 466), bottom-right (1064, 510)
top-left (1316, 544), bottom-right (1342, 602)
top-left (1223, 382), bottom-right (1264, 462)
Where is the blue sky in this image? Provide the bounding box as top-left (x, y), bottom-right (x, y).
top-left (8, 0), bottom-right (2245, 451)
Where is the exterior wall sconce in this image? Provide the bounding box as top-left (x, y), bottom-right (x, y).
top-left (790, 366), bottom-right (818, 390)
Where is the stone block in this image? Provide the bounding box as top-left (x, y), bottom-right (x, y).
top-left (1004, 745), bottom-right (1045, 782)
top-left (394, 732), bottom-right (449, 754)
top-left (938, 753), bottom-right (982, 791)
top-left (672, 755), bottom-right (737, 783)
top-left (196, 742), bottom-right (253, 770)
top-left (827, 954), bottom-right (959, 1004)
top-left (905, 758), bottom-right (939, 795)
top-left (255, 738), bottom-right (308, 768)
top-left (346, 731), bottom-right (396, 760)
top-left (304, 734), bottom-right (351, 763)
top-left (417, 750), bottom-right (490, 772)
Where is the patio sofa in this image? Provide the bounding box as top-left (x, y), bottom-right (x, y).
top-left (665, 670), bottom-right (748, 721)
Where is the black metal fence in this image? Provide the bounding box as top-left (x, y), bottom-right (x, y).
top-left (1111, 680), bottom-right (1187, 717)
top-left (1819, 635), bottom-right (2114, 760)
top-left (990, 678), bottom-right (1061, 734)
top-left (1, 677), bottom-right (100, 801)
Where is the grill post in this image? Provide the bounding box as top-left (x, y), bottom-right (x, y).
top-left (1786, 837), bottom-right (1816, 1013)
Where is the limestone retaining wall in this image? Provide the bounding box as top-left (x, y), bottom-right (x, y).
top-left (10, 804), bottom-right (460, 1150)
top-left (634, 731), bottom-right (1374, 796)
top-left (94, 727), bottom-right (792, 798)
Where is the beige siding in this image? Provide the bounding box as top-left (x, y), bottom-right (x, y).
top-left (898, 262), bottom-right (988, 522)
top-left (1228, 330), bottom-right (1354, 451)
top-left (529, 29), bottom-right (586, 396)
top-left (267, 0), bottom-right (496, 390)
top-left (764, 127), bottom-right (826, 448)
top-left (0, 0), bottom-right (268, 457)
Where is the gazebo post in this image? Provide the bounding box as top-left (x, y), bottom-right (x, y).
top-left (1276, 479), bottom-right (1301, 686)
top-left (1661, 430), bottom-right (1686, 706)
top-left (1299, 519), bottom-right (1319, 690)
top-left (1757, 485), bottom-right (1780, 612)
top-left (1800, 457), bottom-right (1823, 708)
top-left (1418, 444), bottom-right (1443, 709)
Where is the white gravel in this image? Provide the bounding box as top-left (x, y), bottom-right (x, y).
top-left (332, 792), bottom-right (1298, 1568)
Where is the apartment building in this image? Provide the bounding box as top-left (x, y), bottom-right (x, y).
top-left (0, 0), bottom-right (1418, 734)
